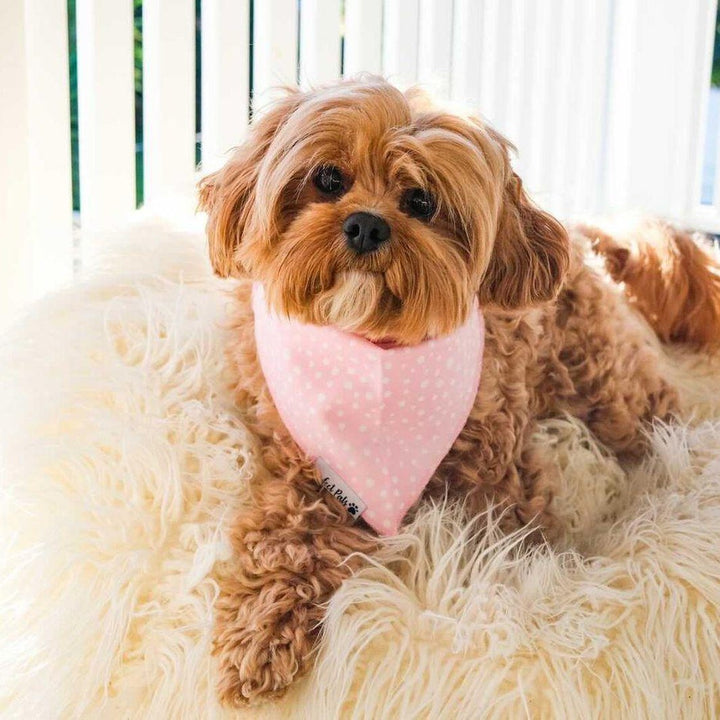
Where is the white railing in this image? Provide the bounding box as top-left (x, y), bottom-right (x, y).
top-left (2, 0), bottom-right (74, 319)
top-left (1, 0), bottom-right (719, 327)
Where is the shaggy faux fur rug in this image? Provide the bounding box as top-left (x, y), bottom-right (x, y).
top-left (2, 217), bottom-right (720, 719)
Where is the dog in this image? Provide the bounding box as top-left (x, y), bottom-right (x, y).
top-left (198, 76), bottom-right (720, 705)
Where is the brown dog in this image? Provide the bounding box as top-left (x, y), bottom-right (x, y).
top-left (198, 77), bottom-right (720, 705)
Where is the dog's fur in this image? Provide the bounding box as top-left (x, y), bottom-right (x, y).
top-left (198, 77), bottom-right (720, 705)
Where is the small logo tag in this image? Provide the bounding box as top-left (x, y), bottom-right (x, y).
top-left (316, 457), bottom-right (367, 521)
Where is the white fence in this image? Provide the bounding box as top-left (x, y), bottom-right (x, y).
top-left (1, 0), bottom-right (719, 326)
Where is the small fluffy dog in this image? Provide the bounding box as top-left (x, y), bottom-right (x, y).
top-left (199, 77), bottom-right (720, 705)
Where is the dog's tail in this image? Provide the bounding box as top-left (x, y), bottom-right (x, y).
top-left (579, 218), bottom-right (720, 349)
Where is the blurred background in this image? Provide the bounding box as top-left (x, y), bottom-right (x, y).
top-left (2, 0), bottom-right (720, 327)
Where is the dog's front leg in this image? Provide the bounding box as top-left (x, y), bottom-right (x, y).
top-left (214, 464), bottom-right (377, 706)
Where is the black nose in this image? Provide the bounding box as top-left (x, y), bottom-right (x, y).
top-left (343, 212), bottom-right (391, 254)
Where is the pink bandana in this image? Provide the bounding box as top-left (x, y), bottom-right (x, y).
top-left (252, 283), bottom-right (485, 535)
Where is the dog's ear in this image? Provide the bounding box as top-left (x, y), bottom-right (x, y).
top-left (478, 134), bottom-right (570, 309)
top-left (198, 90), bottom-right (304, 277)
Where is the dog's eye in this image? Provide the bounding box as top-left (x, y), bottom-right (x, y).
top-left (313, 165), bottom-right (345, 196)
top-left (402, 188), bottom-right (436, 220)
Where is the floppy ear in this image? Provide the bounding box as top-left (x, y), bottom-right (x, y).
top-left (478, 137), bottom-right (570, 309)
top-left (197, 90), bottom-right (304, 277)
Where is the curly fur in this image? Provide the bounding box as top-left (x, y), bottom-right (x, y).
top-left (198, 77), bottom-right (719, 705)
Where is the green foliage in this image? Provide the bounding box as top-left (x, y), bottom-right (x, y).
top-left (134, 0), bottom-right (143, 206)
top-left (67, 0), bottom-right (79, 211)
top-left (196, 0), bottom-right (202, 167)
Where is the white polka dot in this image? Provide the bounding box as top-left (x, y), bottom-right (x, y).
top-left (252, 293), bottom-right (484, 536)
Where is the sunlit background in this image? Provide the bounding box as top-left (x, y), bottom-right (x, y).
top-left (3, 0), bottom-right (720, 326)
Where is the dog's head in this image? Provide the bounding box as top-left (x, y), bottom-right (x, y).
top-left (199, 77), bottom-right (569, 344)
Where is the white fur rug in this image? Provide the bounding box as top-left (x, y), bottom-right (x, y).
top-left (2, 217), bottom-right (720, 719)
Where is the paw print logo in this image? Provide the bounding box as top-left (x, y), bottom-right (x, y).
top-left (346, 502), bottom-right (359, 516)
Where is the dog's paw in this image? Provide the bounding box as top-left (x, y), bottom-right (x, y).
top-left (216, 625), bottom-right (307, 705)
top-left (214, 579), bottom-right (320, 706)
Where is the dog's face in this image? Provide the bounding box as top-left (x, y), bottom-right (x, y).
top-left (200, 78), bottom-right (569, 344)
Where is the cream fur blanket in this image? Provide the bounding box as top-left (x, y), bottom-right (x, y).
top-left (2, 218), bottom-right (720, 719)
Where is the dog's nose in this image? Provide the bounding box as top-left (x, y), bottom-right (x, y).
top-left (343, 212), bottom-right (391, 254)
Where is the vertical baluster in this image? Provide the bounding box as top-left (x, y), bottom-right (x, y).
top-left (76, 0), bottom-right (135, 237)
top-left (570, 1), bottom-right (612, 214)
top-left (417, 0), bottom-right (453, 99)
top-left (299, 0), bottom-right (342, 88)
top-left (450, 0), bottom-right (482, 110)
top-left (344, 0), bottom-right (383, 76)
top-left (201, 0), bottom-right (250, 173)
top-left (253, 0), bottom-right (299, 113)
top-left (1, 0), bottom-right (74, 326)
top-left (25, 0), bottom-right (74, 296)
top-left (383, 0), bottom-right (420, 88)
top-left (0, 0), bottom-right (33, 323)
top-left (143, 0), bottom-right (196, 212)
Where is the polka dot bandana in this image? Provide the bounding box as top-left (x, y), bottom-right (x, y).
top-left (252, 283), bottom-right (485, 536)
